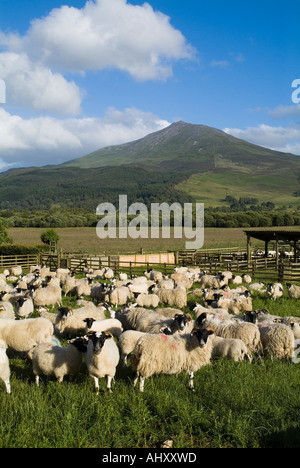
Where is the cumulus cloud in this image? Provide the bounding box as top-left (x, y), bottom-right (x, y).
top-left (0, 107), bottom-right (170, 171)
top-left (0, 52), bottom-right (82, 115)
top-left (224, 124), bottom-right (300, 156)
top-left (268, 104), bottom-right (300, 119)
top-left (3, 0), bottom-right (195, 81)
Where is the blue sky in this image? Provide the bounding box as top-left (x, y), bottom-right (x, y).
top-left (0, 0), bottom-right (299, 171)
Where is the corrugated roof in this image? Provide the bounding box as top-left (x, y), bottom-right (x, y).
top-left (244, 230), bottom-right (300, 242)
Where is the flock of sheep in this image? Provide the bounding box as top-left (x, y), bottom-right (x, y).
top-left (0, 264), bottom-right (299, 394)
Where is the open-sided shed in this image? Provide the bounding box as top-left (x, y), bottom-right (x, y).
top-left (244, 229), bottom-right (300, 265)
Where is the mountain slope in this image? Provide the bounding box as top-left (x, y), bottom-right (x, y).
top-left (0, 121), bottom-right (299, 210)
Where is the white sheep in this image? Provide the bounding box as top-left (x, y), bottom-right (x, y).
top-left (156, 286), bottom-right (187, 309)
top-left (248, 282), bottom-right (265, 291)
top-left (211, 335), bottom-right (252, 362)
top-left (85, 331), bottom-right (120, 393)
top-left (170, 272), bottom-right (193, 289)
top-left (105, 285), bottom-right (131, 306)
top-left (196, 313), bottom-right (263, 356)
top-left (154, 307), bottom-right (184, 318)
top-left (119, 330), bottom-right (147, 366)
top-left (32, 336), bottom-right (88, 385)
top-left (0, 342), bottom-right (11, 393)
top-left (84, 317), bottom-right (123, 339)
top-left (15, 296), bottom-right (34, 319)
top-left (242, 274), bottom-right (252, 284)
top-left (135, 312), bottom-right (190, 335)
top-left (32, 284), bottom-right (62, 307)
top-left (198, 274), bottom-right (226, 289)
top-left (0, 302), bottom-right (15, 319)
top-left (286, 283), bottom-right (300, 299)
top-left (10, 266), bottom-right (22, 277)
top-left (0, 317), bottom-right (54, 357)
top-left (37, 306), bottom-right (58, 325)
top-left (131, 328), bottom-right (214, 392)
top-left (55, 305), bottom-right (106, 337)
top-left (259, 323), bottom-right (295, 360)
top-left (229, 275), bottom-right (243, 285)
top-left (266, 283), bottom-right (284, 300)
top-left (134, 293), bottom-right (160, 309)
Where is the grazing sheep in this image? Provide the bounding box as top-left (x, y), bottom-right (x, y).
top-left (131, 328), bottom-right (214, 392)
top-left (0, 342), bottom-right (11, 393)
top-left (85, 331), bottom-right (120, 393)
top-left (32, 284), bottom-right (62, 307)
top-left (198, 274), bottom-right (226, 289)
top-left (266, 283), bottom-right (284, 300)
top-left (32, 336), bottom-right (88, 385)
top-left (15, 296), bottom-right (34, 319)
top-left (211, 335), bottom-right (252, 362)
top-left (135, 312), bottom-right (190, 335)
top-left (248, 282), bottom-right (265, 291)
top-left (156, 286), bottom-right (187, 309)
top-left (196, 313), bottom-right (262, 355)
top-left (286, 283), bottom-right (300, 299)
top-left (259, 323), bottom-right (294, 360)
top-left (134, 293), bottom-right (160, 309)
top-left (84, 317), bottom-right (123, 339)
top-left (0, 317), bottom-right (54, 357)
top-left (55, 305), bottom-right (106, 337)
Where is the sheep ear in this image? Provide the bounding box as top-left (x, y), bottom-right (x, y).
top-left (104, 331), bottom-right (113, 340)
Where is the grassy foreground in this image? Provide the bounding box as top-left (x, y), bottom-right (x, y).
top-left (1, 284), bottom-right (300, 448)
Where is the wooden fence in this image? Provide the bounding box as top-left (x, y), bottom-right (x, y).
top-left (0, 254), bottom-right (39, 270)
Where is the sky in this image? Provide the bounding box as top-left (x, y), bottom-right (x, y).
top-left (0, 0), bottom-right (299, 172)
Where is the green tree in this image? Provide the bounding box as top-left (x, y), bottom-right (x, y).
top-left (41, 228), bottom-right (60, 246)
top-left (0, 219), bottom-right (12, 244)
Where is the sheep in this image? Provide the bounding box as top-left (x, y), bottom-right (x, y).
top-left (242, 274), bottom-right (252, 284)
top-left (135, 312), bottom-right (191, 335)
top-left (198, 274), bottom-right (226, 289)
top-left (115, 305), bottom-right (150, 330)
top-left (266, 283), bottom-right (284, 300)
top-left (154, 307), bottom-right (184, 318)
top-left (0, 317), bottom-right (54, 358)
top-left (156, 286), bottom-right (187, 309)
top-left (128, 282), bottom-right (149, 296)
top-left (85, 331), bottom-right (120, 393)
top-left (192, 303), bottom-right (230, 321)
top-left (32, 336), bottom-right (88, 386)
top-left (259, 323), bottom-right (295, 360)
top-left (229, 275), bottom-right (243, 285)
top-left (55, 305), bottom-right (106, 337)
top-left (105, 285), bottom-right (131, 306)
top-left (10, 266), bottom-right (22, 277)
top-left (131, 327), bottom-right (214, 392)
top-left (170, 272), bottom-right (193, 289)
top-left (0, 342), bottom-right (11, 393)
top-left (0, 302), bottom-right (15, 319)
top-left (74, 278), bottom-right (92, 298)
top-left (134, 293), bottom-right (160, 309)
top-left (196, 313), bottom-right (263, 356)
top-left (15, 296), bottom-right (34, 319)
top-left (62, 275), bottom-right (78, 296)
top-left (37, 306), bottom-right (57, 325)
top-left (286, 283), bottom-right (300, 299)
top-left (211, 335), bottom-right (252, 362)
top-left (248, 282), bottom-right (265, 291)
top-left (84, 317), bottom-right (123, 339)
top-left (32, 284), bottom-right (62, 307)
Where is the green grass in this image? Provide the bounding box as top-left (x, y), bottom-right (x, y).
top-left (1, 281), bottom-right (300, 448)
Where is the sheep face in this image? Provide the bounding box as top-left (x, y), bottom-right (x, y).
top-left (57, 307), bottom-right (73, 320)
top-left (191, 328), bottom-right (214, 348)
top-left (88, 331), bottom-right (112, 355)
top-left (173, 314), bottom-right (189, 331)
top-left (67, 336), bottom-right (89, 353)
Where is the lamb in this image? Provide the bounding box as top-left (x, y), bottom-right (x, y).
top-left (196, 313), bottom-right (262, 356)
top-left (266, 283), bottom-right (284, 300)
top-left (15, 296), bottom-right (34, 319)
top-left (131, 327), bottom-right (214, 392)
top-left (0, 302), bottom-right (15, 319)
top-left (32, 284), bottom-right (62, 307)
top-left (211, 335), bottom-right (252, 362)
top-left (259, 323), bottom-right (295, 360)
top-left (286, 283), bottom-right (300, 299)
top-left (84, 317), bottom-right (123, 339)
top-left (0, 342), bottom-right (11, 393)
top-left (134, 293), bottom-right (160, 309)
top-left (0, 317), bottom-right (54, 357)
top-left (32, 336), bottom-right (88, 385)
top-left (135, 312), bottom-right (190, 335)
top-left (156, 286), bottom-right (187, 309)
top-left (85, 331), bottom-right (120, 393)
top-left (55, 305), bottom-right (106, 337)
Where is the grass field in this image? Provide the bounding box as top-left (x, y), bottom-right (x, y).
top-left (8, 226), bottom-right (268, 254)
top-left (1, 282), bottom-right (300, 449)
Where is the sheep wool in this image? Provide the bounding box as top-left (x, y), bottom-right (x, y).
top-left (131, 328), bottom-right (214, 392)
top-left (211, 336), bottom-right (252, 362)
top-left (0, 344), bottom-right (10, 393)
top-left (259, 323), bottom-right (295, 360)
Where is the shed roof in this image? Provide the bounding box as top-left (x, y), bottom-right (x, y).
top-left (244, 229), bottom-right (300, 243)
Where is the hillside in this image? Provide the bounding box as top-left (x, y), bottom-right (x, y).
top-left (0, 121), bottom-right (299, 210)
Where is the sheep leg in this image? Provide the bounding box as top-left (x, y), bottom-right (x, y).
top-left (121, 354), bottom-right (127, 367)
top-left (106, 376), bottom-right (113, 393)
top-left (35, 375), bottom-right (40, 387)
top-left (4, 380), bottom-right (11, 394)
top-left (93, 376), bottom-right (99, 394)
top-left (188, 372), bottom-right (195, 391)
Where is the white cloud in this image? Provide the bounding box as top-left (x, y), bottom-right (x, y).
top-left (268, 104), bottom-right (300, 119)
top-left (224, 124), bottom-right (300, 156)
top-left (0, 107), bottom-right (170, 171)
top-left (210, 60), bottom-right (230, 68)
top-left (0, 52), bottom-right (82, 115)
top-left (4, 0), bottom-right (195, 81)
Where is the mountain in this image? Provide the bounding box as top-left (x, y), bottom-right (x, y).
top-left (0, 121), bottom-right (299, 210)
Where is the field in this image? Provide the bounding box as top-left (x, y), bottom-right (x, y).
top-left (8, 226), bottom-right (266, 254)
top-left (1, 276), bottom-right (300, 449)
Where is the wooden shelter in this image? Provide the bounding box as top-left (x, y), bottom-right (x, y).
top-left (244, 229), bottom-right (300, 265)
